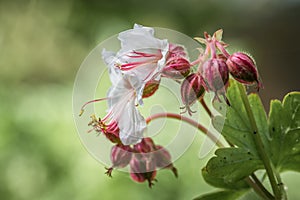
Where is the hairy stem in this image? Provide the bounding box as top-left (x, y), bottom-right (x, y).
top-left (237, 83), bottom-right (281, 199)
top-left (146, 112), bottom-right (225, 147)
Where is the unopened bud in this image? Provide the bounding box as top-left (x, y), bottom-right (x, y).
top-left (154, 145), bottom-right (178, 178)
top-left (226, 52), bottom-right (261, 89)
top-left (106, 144), bottom-right (132, 177)
top-left (162, 44), bottom-right (191, 79)
top-left (130, 154), bottom-right (157, 187)
top-left (134, 137), bottom-right (156, 153)
top-left (142, 80), bottom-right (160, 98)
top-left (110, 145), bottom-right (132, 168)
top-left (201, 58), bottom-right (229, 92)
top-left (181, 73), bottom-right (205, 115)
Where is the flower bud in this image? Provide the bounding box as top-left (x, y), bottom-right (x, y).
top-left (105, 144), bottom-right (132, 177)
top-left (226, 52), bottom-right (261, 89)
top-left (201, 58), bottom-right (229, 92)
top-left (181, 73), bottom-right (205, 115)
top-left (130, 153), bottom-right (157, 187)
top-left (168, 43), bottom-right (188, 57)
top-left (162, 44), bottom-right (191, 79)
top-left (110, 145), bottom-right (132, 168)
top-left (154, 145), bottom-right (178, 178)
top-left (142, 80), bottom-right (160, 98)
top-left (134, 137), bottom-right (156, 153)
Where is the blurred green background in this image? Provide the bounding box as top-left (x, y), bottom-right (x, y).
top-left (1, 0), bottom-right (300, 199)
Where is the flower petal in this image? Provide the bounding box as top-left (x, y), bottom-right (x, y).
top-left (118, 99), bottom-right (147, 145)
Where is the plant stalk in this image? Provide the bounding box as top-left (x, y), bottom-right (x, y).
top-left (237, 83), bottom-right (281, 199)
top-left (146, 112), bottom-right (225, 147)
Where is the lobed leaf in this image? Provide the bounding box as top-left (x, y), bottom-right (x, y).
top-left (268, 92), bottom-right (300, 172)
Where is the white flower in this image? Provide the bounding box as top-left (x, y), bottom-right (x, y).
top-left (100, 24), bottom-right (169, 145)
top-left (116, 24), bottom-right (169, 92)
top-left (102, 49), bottom-right (146, 145)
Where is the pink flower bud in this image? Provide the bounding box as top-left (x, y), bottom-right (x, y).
top-left (168, 43), bottom-right (188, 57)
top-left (134, 138), bottom-right (156, 153)
top-left (201, 58), bottom-right (229, 92)
top-left (226, 52), bottom-right (261, 89)
top-left (162, 44), bottom-right (191, 79)
top-left (180, 73), bottom-right (205, 115)
top-left (130, 153), bottom-right (157, 187)
top-left (110, 145), bottom-right (132, 168)
top-left (154, 145), bottom-right (178, 178)
top-left (142, 80), bottom-right (160, 98)
top-left (105, 144), bottom-right (132, 177)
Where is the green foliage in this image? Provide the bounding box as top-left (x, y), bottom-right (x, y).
top-left (200, 80), bottom-right (300, 198)
top-left (204, 148), bottom-right (263, 183)
top-left (268, 92), bottom-right (300, 172)
top-left (193, 190), bottom-right (246, 200)
top-left (202, 166), bottom-right (249, 190)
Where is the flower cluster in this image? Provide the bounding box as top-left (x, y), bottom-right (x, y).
top-left (80, 24), bottom-right (190, 186)
top-left (181, 30), bottom-right (262, 113)
top-left (80, 25), bottom-right (262, 187)
top-left (105, 138), bottom-right (177, 187)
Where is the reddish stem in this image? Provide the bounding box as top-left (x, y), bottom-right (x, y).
top-left (146, 113), bottom-right (225, 147)
top-left (216, 41), bottom-right (230, 58)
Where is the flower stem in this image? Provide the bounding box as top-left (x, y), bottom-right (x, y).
top-left (146, 113), bottom-right (225, 147)
top-left (246, 176), bottom-right (275, 200)
top-left (199, 98), bottom-right (213, 118)
top-left (250, 173), bottom-right (275, 200)
top-left (237, 83), bottom-right (281, 199)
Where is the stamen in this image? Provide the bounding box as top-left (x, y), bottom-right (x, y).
top-left (79, 97), bottom-right (108, 116)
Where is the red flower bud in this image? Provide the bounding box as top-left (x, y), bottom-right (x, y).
top-left (142, 79), bottom-right (160, 98)
top-left (201, 58), bottom-right (229, 92)
top-left (226, 52), bottom-right (261, 89)
top-left (130, 153), bottom-right (157, 187)
top-left (105, 144), bottom-right (132, 177)
top-left (180, 73), bottom-right (205, 115)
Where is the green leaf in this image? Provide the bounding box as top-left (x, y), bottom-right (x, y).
top-left (193, 190), bottom-right (246, 200)
top-left (205, 81), bottom-right (267, 184)
top-left (206, 80), bottom-right (300, 187)
top-left (268, 92), bottom-right (300, 172)
top-left (205, 148), bottom-right (263, 183)
top-left (202, 166), bottom-right (249, 190)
